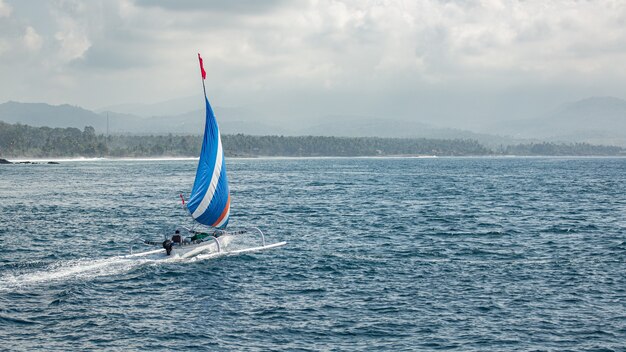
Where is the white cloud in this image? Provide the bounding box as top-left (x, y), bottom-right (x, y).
top-left (23, 26), bottom-right (42, 51)
top-left (0, 0), bottom-right (12, 18)
top-left (1, 0), bottom-right (626, 124)
top-left (52, 2), bottom-right (92, 61)
top-left (0, 38), bottom-right (7, 56)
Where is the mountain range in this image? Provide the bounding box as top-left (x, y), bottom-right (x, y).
top-left (490, 96), bottom-right (626, 146)
top-left (1, 96), bottom-right (625, 146)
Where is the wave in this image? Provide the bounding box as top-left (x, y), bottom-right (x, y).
top-left (0, 237), bottom-right (280, 291)
top-left (0, 257), bottom-right (147, 291)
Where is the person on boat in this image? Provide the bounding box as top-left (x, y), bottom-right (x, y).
top-left (160, 230), bottom-right (184, 256)
top-left (171, 229), bottom-right (183, 244)
top-left (142, 230), bottom-right (184, 246)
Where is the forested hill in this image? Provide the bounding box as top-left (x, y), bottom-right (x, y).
top-left (0, 121), bottom-right (624, 158)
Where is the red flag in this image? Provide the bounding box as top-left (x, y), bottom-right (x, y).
top-left (197, 53), bottom-right (206, 80)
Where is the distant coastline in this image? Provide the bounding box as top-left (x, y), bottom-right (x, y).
top-left (4, 155), bottom-right (626, 166)
top-left (1, 121), bottom-right (624, 158)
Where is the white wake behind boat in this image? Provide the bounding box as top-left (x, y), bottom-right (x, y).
top-left (135, 54), bottom-right (286, 258)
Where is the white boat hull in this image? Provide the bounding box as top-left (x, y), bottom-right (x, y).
top-left (127, 235), bottom-right (233, 259)
top-left (127, 227), bottom-right (287, 261)
top-left (175, 235), bottom-right (233, 258)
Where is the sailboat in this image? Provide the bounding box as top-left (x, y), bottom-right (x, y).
top-left (131, 54), bottom-right (285, 259)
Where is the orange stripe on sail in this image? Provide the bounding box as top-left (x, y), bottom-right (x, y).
top-left (211, 194), bottom-right (230, 227)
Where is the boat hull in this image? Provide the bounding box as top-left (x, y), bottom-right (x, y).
top-left (128, 235), bottom-right (233, 259)
top-left (174, 235), bottom-right (233, 258)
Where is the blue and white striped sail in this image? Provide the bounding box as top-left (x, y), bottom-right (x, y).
top-left (186, 96), bottom-right (230, 229)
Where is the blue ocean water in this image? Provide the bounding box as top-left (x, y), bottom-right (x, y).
top-left (0, 157), bottom-right (625, 351)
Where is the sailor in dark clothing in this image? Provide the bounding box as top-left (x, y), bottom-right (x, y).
top-left (142, 229), bottom-right (217, 255)
top-left (161, 230), bottom-right (185, 255)
top-left (143, 230), bottom-right (183, 245)
top-left (171, 229), bottom-right (183, 243)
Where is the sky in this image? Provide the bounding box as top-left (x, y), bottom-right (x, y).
top-left (1, 0), bottom-right (626, 129)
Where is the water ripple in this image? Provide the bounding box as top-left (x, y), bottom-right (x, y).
top-left (0, 157), bottom-right (625, 351)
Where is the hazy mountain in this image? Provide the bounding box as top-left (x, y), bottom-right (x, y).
top-left (0, 101), bottom-right (106, 131)
top-left (97, 95), bottom-right (200, 117)
top-left (0, 101), bottom-right (289, 135)
top-left (299, 117), bottom-right (430, 138)
top-left (491, 96), bottom-right (626, 146)
top-left (2, 96), bottom-right (625, 146)
top-left (302, 116), bottom-right (466, 138)
top-left (0, 100), bottom-right (544, 146)
top-left (155, 108), bottom-right (289, 135)
top-left (296, 116), bottom-right (526, 147)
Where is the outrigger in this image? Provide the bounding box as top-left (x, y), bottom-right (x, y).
top-left (135, 53), bottom-right (285, 258)
top-left (138, 227), bottom-right (280, 258)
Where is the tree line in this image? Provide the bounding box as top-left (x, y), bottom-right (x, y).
top-left (497, 142), bottom-right (624, 156)
top-left (0, 121), bottom-right (623, 158)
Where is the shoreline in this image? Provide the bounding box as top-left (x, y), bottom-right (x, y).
top-left (2, 155), bottom-right (625, 163)
top-left (2, 157), bottom-right (200, 163)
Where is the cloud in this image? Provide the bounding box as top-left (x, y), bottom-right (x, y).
top-left (52, 3), bottom-right (92, 61)
top-left (72, 42), bottom-right (152, 69)
top-left (1, 0), bottom-right (626, 126)
top-left (133, 0), bottom-right (291, 13)
top-left (23, 26), bottom-right (42, 51)
top-left (0, 0), bottom-right (11, 18)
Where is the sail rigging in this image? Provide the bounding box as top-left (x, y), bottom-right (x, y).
top-left (133, 54), bottom-right (285, 258)
top-left (186, 54), bottom-right (230, 229)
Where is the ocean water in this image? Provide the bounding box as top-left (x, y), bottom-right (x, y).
top-left (0, 157), bottom-right (625, 351)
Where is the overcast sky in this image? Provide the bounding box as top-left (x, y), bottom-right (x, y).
top-left (1, 0), bottom-right (625, 128)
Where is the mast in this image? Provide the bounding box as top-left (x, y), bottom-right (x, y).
top-left (202, 75), bottom-right (206, 97)
top-left (106, 112), bottom-right (109, 151)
